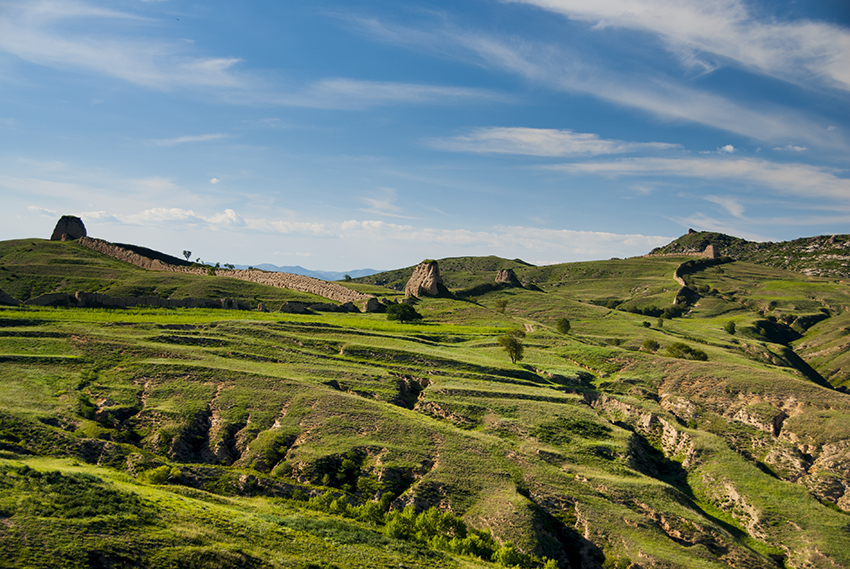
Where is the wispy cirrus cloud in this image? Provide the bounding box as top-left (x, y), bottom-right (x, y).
top-left (147, 134), bottom-right (228, 147)
top-left (0, 1), bottom-right (507, 110)
top-left (504, 0), bottom-right (850, 92)
top-left (704, 195), bottom-right (745, 217)
top-left (430, 127), bottom-right (678, 156)
top-left (552, 157), bottom-right (850, 200)
top-left (358, 187), bottom-right (414, 218)
top-left (0, 0), bottom-right (248, 91)
top-left (268, 78), bottom-right (509, 109)
top-left (345, 14), bottom-right (844, 148)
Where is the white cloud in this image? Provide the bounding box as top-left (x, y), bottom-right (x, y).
top-left (704, 195), bottom-right (744, 217)
top-left (430, 127), bottom-right (678, 156)
top-left (269, 78), bottom-right (509, 109)
top-left (337, 219), bottom-right (671, 262)
top-left (210, 178), bottom-right (220, 184)
top-left (719, 144), bottom-right (735, 153)
top-left (27, 205), bottom-right (57, 217)
top-left (773, 144), bottom-right (808, 152)
top-left (147, 134), bottom-right (228, 147)
top-left (0, 0), bottom-right (248, 91)
top-left (552, 157), bottom-right (850, 200)
top-left (358, 187), bottom-right (413, 218)
top-left (349, 16), bottom-right (843, 148)
top-left (504, 0), bottom-right (850, 92)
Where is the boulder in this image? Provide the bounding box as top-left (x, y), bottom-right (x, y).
top-left (50, 216), bottom-right (87, 241)
top-left (405, 260), bottom-right (443, 298)
top-left (278, 302), bottom-right (311, 314)
top-left (362, 297), bottom-right (382, 313)
top-left (495, 268), bottom-right (522, 288)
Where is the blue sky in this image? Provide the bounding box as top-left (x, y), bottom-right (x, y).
top-left (2, 0), bottom-right (849, 270)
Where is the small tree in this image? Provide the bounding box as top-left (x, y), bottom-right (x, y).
top-left (555, 318), bottom-right (570, 334)
top-left (498, 334), bottom-right (524, 364)
top-left (494, 299), bottom-right (509, 313)
top-left (344, 274), bottom-right (352, 281)
top-left (724, 321), bottom-right (736, 335)
top-left (642, 339), bottom-right (660, 352)
top-left (183, 250), bottom-right (191, 261)
top-left (386, 303), bottom-right (422, 323)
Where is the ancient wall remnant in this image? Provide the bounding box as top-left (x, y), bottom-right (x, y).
top-left (75, 236), bottom-right (376, 308)
top-left (405, 260), bottom-right (443, 297)
top-left (50, 216), bottom-right (87, 241)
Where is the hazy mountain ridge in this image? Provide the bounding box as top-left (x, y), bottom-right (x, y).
top-left (234, 263), bottom-right (382, 281)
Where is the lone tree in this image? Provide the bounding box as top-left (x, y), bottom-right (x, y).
top-left (183, 250), bottom-right (191, 261)
top-left (494, 299), bottom-right (509, 313)
top-left (499, 332), bottom-right (525, 364)
top-left (386, 303), bottom-right (422, 323)
top-left (555, 318), bottom-right (570, 334)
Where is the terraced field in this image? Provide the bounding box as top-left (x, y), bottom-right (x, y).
top-left (1, 238), bottom-right (849, 568)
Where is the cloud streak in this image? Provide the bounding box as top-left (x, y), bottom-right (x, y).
top-left (0, 1), bottom-right (248, 91)
top-left (148, 134), bottom-right (228, 147)
top-left (348, 13), bottom-right (845, 148)
top-left (430, 127), bottom-right (678, 156)
top-left (504, 0), bottom-right (850, 92)
top-left (552, 157), bottom-right (850, 200)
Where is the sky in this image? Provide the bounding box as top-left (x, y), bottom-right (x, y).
top-left (1, 0), bottom-right (849, 271)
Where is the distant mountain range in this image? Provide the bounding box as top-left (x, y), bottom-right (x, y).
top-left (232, 264), bottom-right (382, 281)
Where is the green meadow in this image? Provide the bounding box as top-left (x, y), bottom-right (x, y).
top-left (1, 237), bottom-right (849, 568)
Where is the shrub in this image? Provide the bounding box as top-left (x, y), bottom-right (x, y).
top-left (642, 339), bottom-right (660, 352)
top-left (724, 321), bottom-right (736, 335)
top-left (492, 542), bottom-right (533, 567)
top-left (555, 318), bottom-right (571, 334)
top-left (642, 321), bottom-right (651, 328)
top-left (495, 299), bottom-right (509, 313)
top-left (665, 342), bottom-right (708, 361)
top-left (386, 303), bottom-right (422, 323)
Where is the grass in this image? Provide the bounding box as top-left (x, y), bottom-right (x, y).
top-left (1, 241), bottom-right (850, 567)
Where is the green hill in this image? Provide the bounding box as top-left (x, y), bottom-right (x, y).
top-left (0, 239), bottom-right (325, 305)
top-left (1, 237), bottom-right (849, 569)
top-left (648, 230), bottom-right (850, 278)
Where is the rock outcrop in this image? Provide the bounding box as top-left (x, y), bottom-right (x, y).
top-left (404, 260), bottom-right (443, 298)
top-left (495, 268), bottom-right (522, 287)
top-left (50, 216), bottom-right (87, 241)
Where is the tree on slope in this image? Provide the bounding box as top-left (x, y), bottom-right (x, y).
top-left (498, 333), bottom-right (524, 364)
top-left (386, 303), bottom-right (422, 323)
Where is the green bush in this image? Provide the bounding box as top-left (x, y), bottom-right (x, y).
top-left (724, 321), bottom-right (736, 335)
top-left (555, 318), bottom-right (571, 334)
top-left (642, 339), bottom-right (660, 352)
top-left (386, 303), bottom-right (422, 323)
top-left (665, 342), bottom-right (708, 361)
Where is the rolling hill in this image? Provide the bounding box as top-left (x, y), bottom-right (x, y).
top-left (0, 232), bottom-right (849, 569)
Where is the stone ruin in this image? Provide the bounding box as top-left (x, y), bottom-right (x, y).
top-left (495, 268), bottom-right (522, 287)
top-left (50, 215), bottom-right (87, 241)
top-left (703, 244), bottom-right (719, 259)
top-left (405, 260), bottom-right (443, 298)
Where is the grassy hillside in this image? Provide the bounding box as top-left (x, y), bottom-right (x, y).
top-left (1, 240), bottom-right (849, 568)
top-left (648, 230), bottom-right (850, 278)
top-left (0, 239), bottom-right (325, 306)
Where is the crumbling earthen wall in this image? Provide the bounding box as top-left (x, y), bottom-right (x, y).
top-left (77, 236), bottom-right (373, 306)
